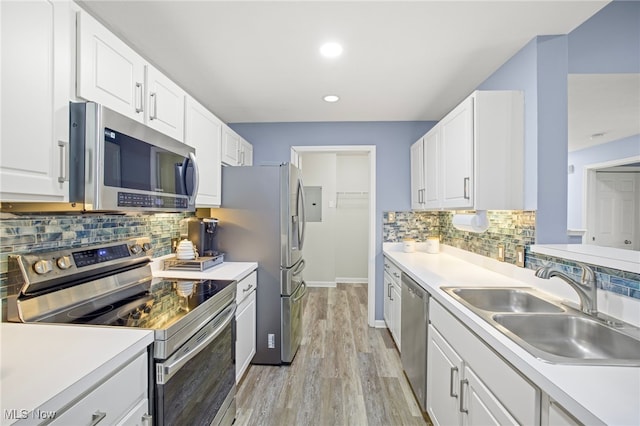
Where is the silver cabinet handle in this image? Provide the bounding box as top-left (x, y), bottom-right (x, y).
top-left (625, 240), bottom-right (632, 245)
top-left (389, 283), bottom-right (394, 301)
top-left (463, 177), bottom-right (470, 199)
top-left (393, 272), bottom-right (400, 279)
top-left (58, 141), bottom-right (68, 183)
top-left (90, 411), bottom-right (107, 426)
top-left (242, 284), bottom-right (254, 293)
top-left (388, 282), bottom-right (392, 298)
top-left (135, 82), bottom-right (143, 113)
top-left (459, 379), bottom-right (469, 413)
top-left (149, 92), bottom-right (157, 119)
top-left (449, 367), bottom-right (459, 397)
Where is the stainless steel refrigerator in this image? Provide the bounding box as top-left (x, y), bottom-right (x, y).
top-left (214, 163), bottom-right (307, 365)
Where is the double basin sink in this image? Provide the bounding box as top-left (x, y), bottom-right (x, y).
top-left (442, 287), bottom-right (640, 366)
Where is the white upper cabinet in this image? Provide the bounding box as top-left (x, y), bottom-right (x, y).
top-left (440, 96), bottom-right (474, 209)
top-left (222, 126), bottom-right (253, 166)
top-left (410, 138), bottom-right (425, 209)
top-left (146, 65), bottom-right (186, 142)
top-left (76, 9), bottom-right (145, 123)
top-left (411, 90), bottom-right (524, 211)
top-left (77, 9), bottom-right (185, 142)
top-left (184, 96), bottom-right (222, 207)
top-left (1, 0), bottom-right (72, 202)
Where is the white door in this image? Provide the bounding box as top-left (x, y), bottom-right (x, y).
top-left (1, 0), bottom-right (71, 201)
top-left (410, 139), bottom-right (425, 209)
top-left (593, 172), bottom-right (639, 250)
top-left (77, 10), bottom-right (146, 122)
top-left (441, 97), bottom-right (474, 209)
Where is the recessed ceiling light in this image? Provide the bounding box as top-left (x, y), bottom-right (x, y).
top-left (323, 95), bottom-right (340, 103)
top-left (320, 42), bottom-right (343, 58)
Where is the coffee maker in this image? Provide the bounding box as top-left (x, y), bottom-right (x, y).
top-left (187, 217), bottom-right (219, 257)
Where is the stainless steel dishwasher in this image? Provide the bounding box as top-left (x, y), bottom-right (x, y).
top-left (401, 272), bottom-right (429, 412)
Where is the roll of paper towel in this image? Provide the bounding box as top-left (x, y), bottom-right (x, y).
top-left (452, 211), bottom-right (489, 233)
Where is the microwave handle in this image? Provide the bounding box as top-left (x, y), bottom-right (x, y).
top-left (188, 152), bottom-right (200, 205)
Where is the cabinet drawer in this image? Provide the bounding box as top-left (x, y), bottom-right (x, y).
top-left (236, 271), bottom-right (257, 304)
top-left (51, 352), bottom-right (148, 425)
top-left (430, 300), bottom-right (538, 425)
top-left (383, 257), bottom-right (402, 285)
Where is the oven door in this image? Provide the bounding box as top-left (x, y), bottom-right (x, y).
top-left (155, 302), bottom-right (236, 426)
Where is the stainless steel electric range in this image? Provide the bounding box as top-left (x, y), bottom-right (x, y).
top-left (6, 237), bottom-right (237, 426)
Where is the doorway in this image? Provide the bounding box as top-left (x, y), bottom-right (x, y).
top-left (584, 155), bottom-right (640, 250)
top-left (291, 146), bottom-right (377, 327)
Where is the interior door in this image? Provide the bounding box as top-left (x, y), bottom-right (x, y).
top-left (593, 172), bottom-right (639, 250)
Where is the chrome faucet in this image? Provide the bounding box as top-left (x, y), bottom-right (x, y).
top-left (535, 262), bottom-right (598, 316)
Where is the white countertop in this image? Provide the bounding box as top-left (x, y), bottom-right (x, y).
top-left (0, 323), bottom-right (153, 425)
top-left (531, 243), bottom-right (640, 274)
top-left (151, 257), bottom-right (258, 281)
top-left (383, 243), bottom-right (640, 426)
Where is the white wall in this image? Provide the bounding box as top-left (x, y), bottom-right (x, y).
top-left (300, 152), bottom-right (369, 286)
top-left (335, 154), bottom-right (369, 282)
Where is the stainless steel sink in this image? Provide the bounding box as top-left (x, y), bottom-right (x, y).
top-left (493, 313), bottom-right (640, 366)
top-left (442, 286), bottom-right (640, 366)
top-left (444, 287), bottom-right (565, 313)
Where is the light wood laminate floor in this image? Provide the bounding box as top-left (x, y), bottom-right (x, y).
top-left (236, 284), bottom-right (431, 426)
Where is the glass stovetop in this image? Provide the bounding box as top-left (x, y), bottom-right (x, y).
top-left (60, 278), bottom-right (235, 330)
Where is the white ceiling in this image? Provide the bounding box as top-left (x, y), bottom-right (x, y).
top-left (568, 73), bottom-right (640, 152)
top-left (78, 0), bottom-right (610, 125)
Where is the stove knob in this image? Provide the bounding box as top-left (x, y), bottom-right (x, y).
top-left (130, 244), bottom-right (143, 255)
top-left (142, 242), bottom-right (152, 252)
top-left (56, 255), bottom-right (72, 270)
top-left (33, 259), bottom-right (54, 275)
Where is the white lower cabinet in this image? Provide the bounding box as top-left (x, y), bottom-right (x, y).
top-left (50, 351), bottom-right (150, 425)
top-left (427, 300), bottom-right (539, 426)
top-left (542, 395), bottom-right (581, 426)
top-left (383, 257), bottom-right (401, 350)
top-left (235, 271), bottom-right (257, 383)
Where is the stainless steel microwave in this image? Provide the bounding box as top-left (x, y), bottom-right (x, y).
top-left (69, 102), bottom-right (198, 212)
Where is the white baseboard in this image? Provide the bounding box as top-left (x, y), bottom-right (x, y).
top-left (335, 277), bottom-right (368, 284)
top-left (306, 281), bottom-right (337, 288)
top-left (373, 320), bottom-right (387, 328)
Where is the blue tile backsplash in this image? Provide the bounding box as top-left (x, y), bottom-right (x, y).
top-left (383, 210), bottom-right (640, 301)
top-left (0, 212), bottom-right (190, 299)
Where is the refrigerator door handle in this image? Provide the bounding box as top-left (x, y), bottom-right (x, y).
top-left (293, 259), bottom-right (306, 276)
top-left (296, 178), bottom-right (307, 250)
top-left (292, 280), bottom-right (308, 303)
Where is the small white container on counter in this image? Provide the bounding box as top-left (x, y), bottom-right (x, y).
top-left (403, 238), bottom-right (416, 253)
top-left (426, 237), bottom-right (440, 254)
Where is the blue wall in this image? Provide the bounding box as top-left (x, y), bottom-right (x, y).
top-left (229, 121), bottom-right (435, 319)
top-left (478, 35), bottom-right (570, 244)
top-left (568, 0), bottom-right (640, 74)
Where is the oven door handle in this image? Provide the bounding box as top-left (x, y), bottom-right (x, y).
top-left (156, 303), bottom-right (236, 385)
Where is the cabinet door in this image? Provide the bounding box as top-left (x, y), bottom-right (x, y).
top-left (440, 96), bottom-right (474, 209)
top-left (1, 0), bottom-right (71, 202)
top-left (462, 366), bottom-right (518, 426)
top-left (410, 138), bottom-right (425, 210)
top-left (427, 324), bottom-right (463, 426)
top-left (236, 289), bottom-right (256, 383)
top-left (383, 272), bottom-right (393, 328)
top-left (185, 97), bottom-right (222, 206)
top-left (240, 139), bottom-right (253, 166)
top-left (221, 127), bottom-right (241, 166)
top-left (77, 9), bottom-right (145, 123)
top-left (391, 282), bottom-right (402, 350)
top-left (115, 399), bottom-right (151, 426)
top-left (146, 65), bottom-right (185, 142)
top-left (547, 401), bottom-right (580, 426)
top-left (424, 128), bottom-right (440, 209)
